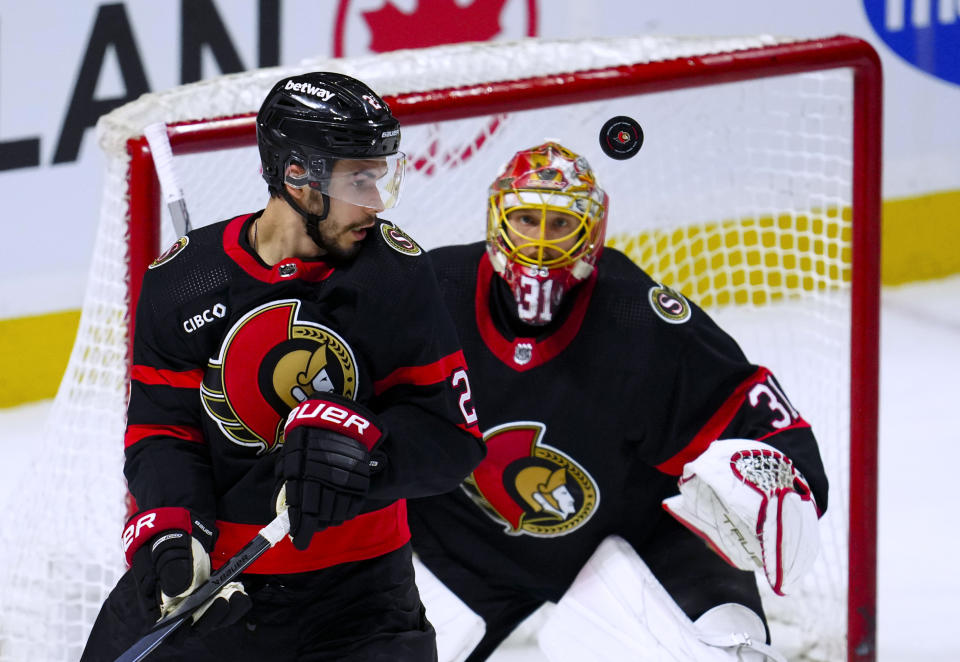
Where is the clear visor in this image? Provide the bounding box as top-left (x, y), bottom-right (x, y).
top-left (284, 152), bottom-right (406, 211)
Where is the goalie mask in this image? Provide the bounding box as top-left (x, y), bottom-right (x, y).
top-left (487, 142), bottom-right (608, 326)
top-left (256, 72), bottom-right (405, 244)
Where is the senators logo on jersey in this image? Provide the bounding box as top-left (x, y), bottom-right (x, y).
top-left (201, 299), bottom-right (358, 454)
top-left (149, 237), bottom-right (189, 269)
top-left (380, 221), bottom-right (422, 256)
top-left (462, 421), bottom-right (599, 537)
top-left (648, 283), bottom-right (691, 324)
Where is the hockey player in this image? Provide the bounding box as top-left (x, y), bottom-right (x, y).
top-left (407, 141), bottom-right (828, 662)
top-left (80, 72), bottom-right (485, 662)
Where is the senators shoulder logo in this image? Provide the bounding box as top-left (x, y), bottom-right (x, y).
top-left (201, 299), bottom-right (358, 454)
top-left (149, 237), bottom-right (188, 269)
top-left (648, 284), bottom-right (691, 324)
top-left (379, 221), bottom-right (422, 256)
top-left (462, 421), bottom-right (599, 537)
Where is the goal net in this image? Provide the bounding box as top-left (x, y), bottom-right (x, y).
top-left (0, 35), bottom-right (880, 662)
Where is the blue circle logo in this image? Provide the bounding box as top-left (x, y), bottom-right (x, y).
top-left (864, 0), bottom-right (960, 85)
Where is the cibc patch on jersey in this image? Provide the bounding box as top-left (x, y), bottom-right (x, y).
top-left (648, 283), bottom-right (691, 324)
top-left (148, 237), bottom-right (189, 269)
top-left (461, 421), bottom-right (599, 537)
top-left (200, 299), bottom-right (358, 455)
top-left (379, 221), bottom-right (422, 256)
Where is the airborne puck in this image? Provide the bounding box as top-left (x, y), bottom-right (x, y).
top-left (599, 116), bottom-right (643, 160)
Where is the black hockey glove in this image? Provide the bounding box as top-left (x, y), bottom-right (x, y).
top-left (277, 394), bottom-right (386, 550)
top-left (125, 508), bottom-right (251, 632)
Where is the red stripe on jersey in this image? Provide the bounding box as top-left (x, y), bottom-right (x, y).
top-left (223, 214), bottom-right (335, 283)
top-left (124, 424), bottom-right (205, 449)
top-left (373, 350), bottom-right (469, 395)
top-left (756, 419), bottom-right (812, 441)
top-left (211, 500), bottom-right (410, 574)
top-left (475, 254), bottom-right (598, 372)
top-left (458, 421), bottom-right (483, 439)
top-left (656, 367), bottom-right (770, 475)
top-left (131, 364), bottom-right (204, 388)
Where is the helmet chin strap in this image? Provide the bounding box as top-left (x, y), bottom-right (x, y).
top-left (280, 187), bottom-right (330, 249)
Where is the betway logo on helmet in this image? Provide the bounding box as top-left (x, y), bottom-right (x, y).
top-left (285, 79), bottom-right (335, 102)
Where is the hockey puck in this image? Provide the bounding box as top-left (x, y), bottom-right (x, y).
top-left (599, 116), bottom-right (643, 160)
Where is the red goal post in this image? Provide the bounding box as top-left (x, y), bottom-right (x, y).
top-left (0, 34), bottom-right (880, 662)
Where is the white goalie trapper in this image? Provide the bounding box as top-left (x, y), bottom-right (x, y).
top-left (662, 439), bottom-right (821, 596)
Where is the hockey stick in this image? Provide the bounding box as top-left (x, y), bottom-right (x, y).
top-left (143, 122), bottom-right (192, 236)
top-left (113, 509), bottom-right (290, 662)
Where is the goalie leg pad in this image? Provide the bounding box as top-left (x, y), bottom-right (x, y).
top-left (413, 555), bottom-right (485, 662)
top-left (695, 604), bottom-right (785, 662)
top-left (536, 536), bottom-right (786, 662)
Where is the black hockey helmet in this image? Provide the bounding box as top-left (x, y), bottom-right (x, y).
top-left (256, 72), bottom-right (405, 219)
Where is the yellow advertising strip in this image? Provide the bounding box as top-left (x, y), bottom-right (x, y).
top-left (0, 310), bottom-right (81, 407)
top-left (881, 190), bottom-right (960, 285)
top-left (0, 190), bottom-right (957, 407)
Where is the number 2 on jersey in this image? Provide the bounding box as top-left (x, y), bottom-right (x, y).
top-left (451, 369), bottom-right (478, 425)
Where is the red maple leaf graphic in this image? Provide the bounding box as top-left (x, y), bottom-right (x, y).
top-left (363, 0), bottom-right (508, 53)
top-left (411, 115), bottom-right (506, 175)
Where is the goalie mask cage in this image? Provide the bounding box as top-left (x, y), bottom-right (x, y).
top-left (0, 35), bottom-right (880, 662)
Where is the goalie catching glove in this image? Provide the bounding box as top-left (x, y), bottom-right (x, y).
top-left (124, 508), bottom-right (251, 631)
top-left (662, 439), bottom-right (820, 595)
top-left (277, 393), bottom-right (386, 550)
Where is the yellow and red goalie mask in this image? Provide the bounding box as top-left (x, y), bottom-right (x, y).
top-left (486, 142), bottom-right (608, 326)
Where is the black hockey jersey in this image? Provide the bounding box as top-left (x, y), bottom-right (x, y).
top-left (124, 213), bottom-right (484, 574)
top-left (407, 242), bottom-right (828, 602)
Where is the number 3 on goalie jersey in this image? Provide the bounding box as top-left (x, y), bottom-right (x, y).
top-left (748, 376), bottom-right (800, 429)
top-left (451, 369), bottom-right (478, 426)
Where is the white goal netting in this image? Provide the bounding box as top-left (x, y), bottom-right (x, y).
top-left (0, 35), bottom-right (880, 662)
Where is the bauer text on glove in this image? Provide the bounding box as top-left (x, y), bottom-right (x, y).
top-left (125, 507), bottom-right (251, 631)
top-left (277, 394), bottom-right (386, 550)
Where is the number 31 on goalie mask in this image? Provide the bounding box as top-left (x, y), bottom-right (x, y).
top-left (486, 142), bottom-right (608, 326)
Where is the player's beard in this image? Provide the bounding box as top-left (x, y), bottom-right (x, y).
top-left (316, 223), bottom-right (368, 264)
top-left (302, 189), bottom-right (373, 264)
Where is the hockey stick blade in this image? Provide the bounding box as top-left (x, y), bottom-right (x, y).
top-left (113, 509), bottom-right (290, 662)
